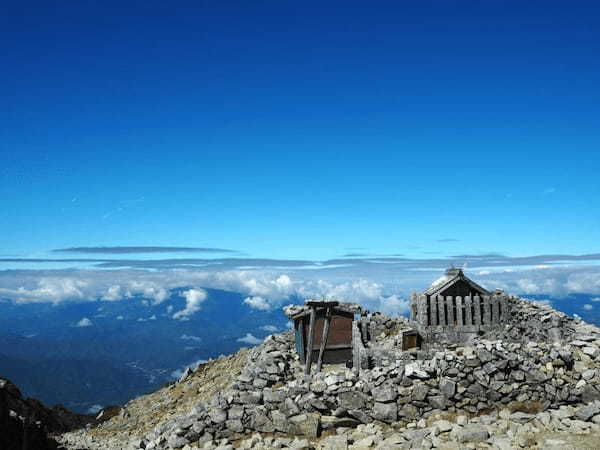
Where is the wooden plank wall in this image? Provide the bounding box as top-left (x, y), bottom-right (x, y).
top-left (415, 294), bottom-right (510, 328)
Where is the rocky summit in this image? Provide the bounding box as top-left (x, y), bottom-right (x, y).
top-left (57, 296), bottom-right (600, 450)
top-left (0, 376), bottom-right (92, 450)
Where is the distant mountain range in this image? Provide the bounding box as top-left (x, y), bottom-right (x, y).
top-left (0, 288), bottom-right (597, 413)
top-left (0, 288), bottom-right (294, 412)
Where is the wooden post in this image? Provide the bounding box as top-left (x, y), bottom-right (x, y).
top-left (437, 295), bottom-right (446, 326)
top-left (415, 294), bottom-right (425, 325)
top-left (305, 306), bottom-right (317, 375)
top-left (430, 296), bottom-right (438, 326)
top-left (483, 295), bottom-right (492, 325)
top-left (316, 307), bottom-right (332, 373)
top-left (352, 320), bottom-right (361, 375)
top-left (465, 295), bottom-right (473, 326)
top-left (456, 296), bottom-right (464, 326)
top-left (446, 296), bottom-right (455, 326)
top-left (500, 295), bottom-right (508, 322)
top-left (473, 295), bottom-right (482, 326)
top-left (492, 296), bottom-right (500, 324)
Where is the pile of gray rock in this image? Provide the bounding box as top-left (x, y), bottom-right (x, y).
top-left (189, 400), bottom-right (600, 449)
top-left (123, 297), bottom-right (600, 450)
top-left (496, 297), bottom-right (577, 344)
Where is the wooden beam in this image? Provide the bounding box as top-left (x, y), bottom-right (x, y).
top-left (305, 306), bottom-right (317, 375)
top-left (306, 300), bottom-right (339, 308)
top-left (316, 306), bottom-right (333, 373)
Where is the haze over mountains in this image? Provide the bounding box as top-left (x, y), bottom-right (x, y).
top-left (0, 287), bottom-right (292, 412)
top-left (3, 246), bottom-right (600, 413)
top-left (1, 274), bottom-right (599, 413)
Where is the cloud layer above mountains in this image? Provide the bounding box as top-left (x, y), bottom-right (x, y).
top-left (1, 252), bottom-right (600, 319)
top-left (52, 246), bottom-right (239, 254)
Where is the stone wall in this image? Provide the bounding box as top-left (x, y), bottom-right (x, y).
top-left (136, 297), bottom-right (600, 449)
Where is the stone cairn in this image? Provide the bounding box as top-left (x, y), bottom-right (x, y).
top-left (133, 297), bottom-right (600, 450)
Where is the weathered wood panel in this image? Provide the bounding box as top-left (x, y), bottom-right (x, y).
top-left (311, 313), bottom-right (353, 348)
top-left (482, 295), bottom-right (492, 325)
top-left (446, 296), bottom-right (455, 326)
top-left (465, 295), bottom-right (473, 326)
top-left (430, 295), bottom-right (438, 326)
top-left (492, 296), bottom-right (500, 324)
top-left (500, 295), bottom-right (508, 322)
top-left (456, 296), bottom-right (464, 326)
top-left (305, 307), bottom-right (317, 374)
top-left (437, 295), bottom-right (446, 326)
top-left (473, 295), bottom-right (482, 325)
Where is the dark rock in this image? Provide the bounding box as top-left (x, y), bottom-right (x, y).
top-left (372, 402), bottom-right (397, 423)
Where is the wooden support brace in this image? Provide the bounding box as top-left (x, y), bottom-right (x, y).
top-left (305, 306), bottom-right (317, 375)
top-left (316, 306), bottom-right (332, 373)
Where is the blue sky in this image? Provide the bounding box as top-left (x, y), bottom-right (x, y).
top-left (1, 1), bottom-right (599, 265)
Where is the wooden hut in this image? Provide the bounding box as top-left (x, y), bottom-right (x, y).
top-left (286, 301), bottom-right (361, 372)
top-left (411, 268), bottom-right (510, 334)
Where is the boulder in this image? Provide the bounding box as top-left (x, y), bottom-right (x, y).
top-left (372, 402), bottom-right (397, 423)
top-left (439, 378), bottom-right (456, 397)
top-left (289, 413), bottom-right (320, 437)
top-left (372, 383), bottom-right (397, 403)
top-left (248, 410), bottom-right (274, 433)
top-left (338, 391), bottom-right (366, 410)
top-left (428, 395), bottom-right (447, 409)
top-left (575, 402), bottom-right (600, 422)
top-left (208, 408), bottom-right (227, 424)
top-left (320, 415), bottom-right (360, 429)
top-left (405, 363), bottom-right (429, 379)
top-left (456, 425), bottom-right (489, 443)
top-left (319, 435), bottom-right (348, 450)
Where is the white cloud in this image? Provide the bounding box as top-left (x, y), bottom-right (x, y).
top-left (237, 333), bottom-right (262, 345)
top-left (3, 262), bottom-right (600, 320)
top-left (137, 314), bottom-right (157, 322)
top-left (173, 288), bottom-right (207, 320)
top-left (116, 315), bottom-right (124, 320)
top-left (244, 296), bottom-right (271, 310)
top-left (565, 272), bottom-right (600, 294)
top-left (543, 187), bottom-right (557, 195)
top-left (378, 295), bottom-right (410, 316)
top-left (0, 277), bottom-right (88, 304)
top-left (181, 334), bottom-right (202, 342)
top-left (583, 304), bottom-right (593, 311)
top-left (260, 325), bottom-right (278, 332)
top-left (75, 317), bottom-right (92, 327)
top-left (102, 285), bottom-right (122, 301)
top-left (592, 297), bottom-right (600, 303)
top-left (170, 359), bottom-right (208, 379)
top-left (125, 281), bottom-right (169, 304)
